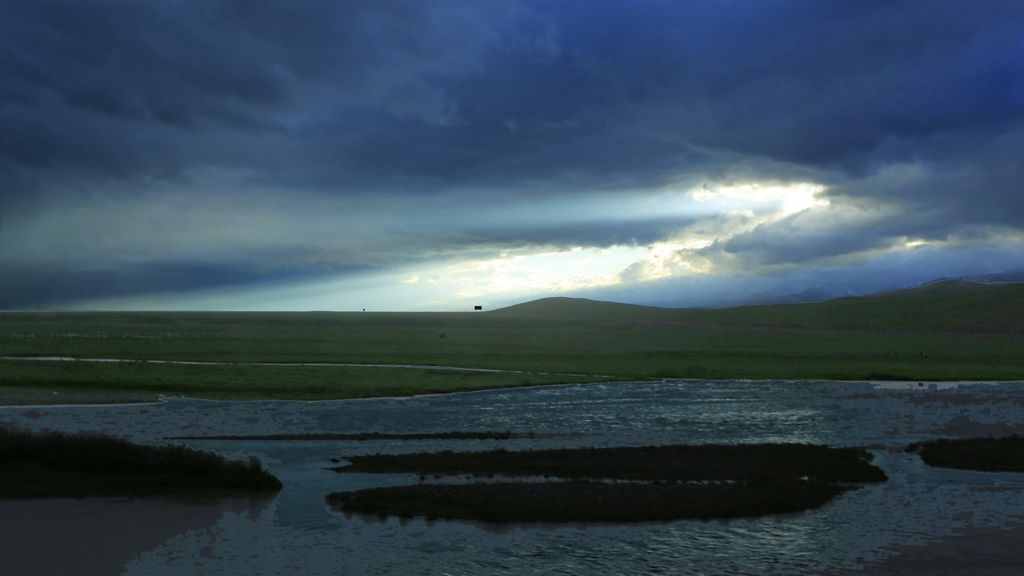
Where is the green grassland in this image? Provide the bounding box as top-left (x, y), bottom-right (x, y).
top-left (1, 280), bottom-right (1022, 402)
top-left (0, 361), bottom-right (595, 402)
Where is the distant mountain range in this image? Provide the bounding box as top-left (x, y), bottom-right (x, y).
top-left (950, 271), bottom-right (1024, 284)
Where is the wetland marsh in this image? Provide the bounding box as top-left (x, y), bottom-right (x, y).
top-left (3, 378), bottom-right (1024, 575)
top-left (2, 285), bottom-right (1023, 574)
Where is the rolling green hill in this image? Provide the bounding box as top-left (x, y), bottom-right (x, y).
top-left (2, 281), bottom-right (1022, 403)
top-left (683, 280), bottom-right (1024, 333)
top-left (497, 280), bottom-right (1024, 333)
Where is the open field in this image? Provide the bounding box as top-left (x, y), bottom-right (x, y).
top-left (0, 360), bottom-right (597, 403)
top-left (1, 280), bottom-right (1022, 402)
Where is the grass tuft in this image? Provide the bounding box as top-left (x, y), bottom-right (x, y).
top-left (330, 443), bottom-right (888, 483)
top-left (328, 480), bottom-right (849, 523)
top-left (907, 435), bottom-right (1024, 472)
top-left (327, 443), bottom-right (886, 523)
top-left (0, 427), bottom-right (283, 498)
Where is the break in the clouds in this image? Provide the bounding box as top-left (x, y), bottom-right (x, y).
top-left (1, 0), bottom-right (1022, 310)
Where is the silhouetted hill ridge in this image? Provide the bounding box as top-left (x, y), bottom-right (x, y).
top-left (496, 280), bottom-right (1024, 333)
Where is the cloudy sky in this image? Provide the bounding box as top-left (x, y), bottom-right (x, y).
top-left (2, 0), bottom-right (1022, 310)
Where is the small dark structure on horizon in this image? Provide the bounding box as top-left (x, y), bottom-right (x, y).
top-left (474, 305), bottom-right (483, 311)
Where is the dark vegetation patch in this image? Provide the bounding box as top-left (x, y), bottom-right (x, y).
top-left (329, 443), bottom-right (887, 483)
top-left (169, 431), bottom-right (556, 441)
top-left (907, 436), bottom-right (1024, 472)
top-left (327, 480), bottom-right (850, 523)
top-left (326, 443), bottom-right (886, 523)
top-left (0, 428), bottom-right (282, 498)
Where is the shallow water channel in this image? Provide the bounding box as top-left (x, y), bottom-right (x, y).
top-left (3, 379), bottom-right (1024, 575)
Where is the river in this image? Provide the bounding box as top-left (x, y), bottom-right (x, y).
top-left (2, 379), bottom-right (1024, 575)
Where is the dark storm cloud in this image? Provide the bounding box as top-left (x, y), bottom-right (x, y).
top-left (0, 0), bottom-right (517, 187)
top-left (0, 259), bottom-right (349, 310)
top-left (2, 0), bottom-right (1023, 307)
top-left (1, 1), bottom-right (285, 176)
top-left (717, 208), bottom-right (901, 266)
top-left (4, 0), bottom-right (1019, 186)
top-left (834, 128), bottom-right (1024, 226)
top-left (6, 0), bottom-right (1018, 192)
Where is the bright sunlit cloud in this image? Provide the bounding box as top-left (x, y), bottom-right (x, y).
top-left (67, 181), bottom-right (840, 311)
top-left (415, 246), bottom-right (640, 300)
top-left (690, 182), bottom-right (828, 217)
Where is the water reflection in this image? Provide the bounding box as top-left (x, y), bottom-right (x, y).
top-left (2, 379), bottom-right (1024, 574)
top-left (0, 497), bottom-right (273, 576)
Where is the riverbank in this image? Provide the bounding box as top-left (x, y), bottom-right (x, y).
top-left (2, 370), bottom-right (1019, 407)
top-left (0, 428), bottom-right (282, 498)
top-left (0, 358), bottom-right (602, 404)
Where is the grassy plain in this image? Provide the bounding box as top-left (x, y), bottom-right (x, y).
top-left (0, 361), bottom-right (594, 402)
top-left (1, 280), bottom-right (1022, 402)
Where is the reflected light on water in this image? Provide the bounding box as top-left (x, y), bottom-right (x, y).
top-left (3, 379), bottom-right (1024, 574)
